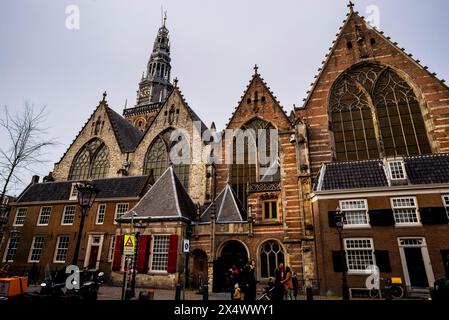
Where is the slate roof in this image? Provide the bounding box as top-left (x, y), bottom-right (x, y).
top-left (105, 107), bottom-right (144, 153)
top-left (121, 167), bottom-right (196, 221)
top-left (200, 184), bottom-right (246, 223)
top-left (316, 154), bottom-right (449, 191)
top-left (405, 154), bottom-right (449, 185)
top-left (16, 176), bottom-right (151, 203)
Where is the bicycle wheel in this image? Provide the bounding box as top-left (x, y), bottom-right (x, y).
top-left (369, 289), bottom-right (381, 298)
top-left (390, 285), bottom-right (404, 299)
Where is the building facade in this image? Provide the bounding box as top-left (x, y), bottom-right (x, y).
top-left (1, 4), bottom-right (449, 296)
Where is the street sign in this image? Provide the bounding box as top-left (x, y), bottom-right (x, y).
top-left (123, 234), bottom-right (136, 255)
top-left (182, 239), bottom-right (190, 253)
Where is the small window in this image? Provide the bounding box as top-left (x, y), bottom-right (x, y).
top-left (28, 236), bottom-right (44, 263)
top-left (340, 200), bottom-right (370, 228)
top-left (391, 197), bottom-right (421, 226)
top-left (347, 41), bottom-right (353, 49)
top-left (261, 96), bottom-right (266, 103)
top-left (3, 237), bottom-right (20, 263)
top-left (108, 235), bottom-right (116, 262)
top-left (69, 183), bottom-right (78, 201)
top-left (370, 38), bottom-right (376, 45)
top-left (13, 208), bottom-right (27, 226)
top-left (263, 201), bottom-right (278, 220)
top-left (388, 160), bottom-right (407, 180)
top-left (247, 98), bottom-right (251, 104)
top-left (61, 205), bottom-right (76, 225)
top-left (344, 238), bottom-right (375, 274)
top-left (96, 204), bottom-right (106, 225)
top-left (442, 195), bottom-right (449, 220)
top-left (37, 207), bottom-right (52, 226)
top-left (114, 203), bottom-right (129, 224)
top-left (151, 235), bottom-right (170, 272)
top-left (54, 236), bottom-right (70, 263)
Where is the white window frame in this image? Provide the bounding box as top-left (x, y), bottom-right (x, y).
top-left (37, 206), bottom-right (52, 226)
top-left (150, 235), bottom-right (170, 273)
top-left (53, 235), bottom-right (70, 263)
top-left (13, 207), bottom-right (28, 226)
top-left (108, 235), bottom-right (116, 262)
top-left (339, 199), bottom-right (370, 229)
top-left (387, 160), bottom-right (407, 181)
top-left (28, 236), bottom-right (45, 263)
top-left (391, 196), bottom-right (422, 227)
top-left (114, 203), bottom-right (129, 224)
top-left (69, 183), bottom-right (78, 201)
top-left (61, 205), bottom-right (76, 225)
top-left (96, 204), bottom-right (107, 225)
top-left (2, 237), bottom-right (20, 263)
top-left (344, 238), bottom-right (376, 275)
top-left (442, 195), bottom-right (449, 220)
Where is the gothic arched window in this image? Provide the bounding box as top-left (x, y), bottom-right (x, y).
top-left (143, 129), bottom-right (190, 189)
top-left (329, 63), bottom-right (431, 160)
top-left (90, 144), bottom-right (109, 179)
top-left (69, 139), bottom-right (109, 180)
top-left (260, 240), bottom-right (285, 278)
top-left (373, 69), bottom-right (431, 156)
top-left (231, 118), bottom-right (279, 208)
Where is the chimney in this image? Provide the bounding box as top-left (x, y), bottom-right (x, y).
top-left (31, 175), bottom-right (40, 184)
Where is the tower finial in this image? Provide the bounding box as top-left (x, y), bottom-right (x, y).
top-left (102, 91), bottom-right (107, 102)
top-left (163, 11), bottom-right (167, 27)
top-left (174, 77), bottom-right (178, 87)
top-left (347, 1), bottom-right (355, 13)
top-left (254, 64), bottom-right (259, 75)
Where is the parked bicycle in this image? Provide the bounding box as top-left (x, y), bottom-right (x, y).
top-left (369, 277), bottom-right (405, 300)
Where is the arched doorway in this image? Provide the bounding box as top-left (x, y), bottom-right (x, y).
top-left (188, 249), bottom-right (208, 290)
top-left (213, 240), bottom-right (248, 292)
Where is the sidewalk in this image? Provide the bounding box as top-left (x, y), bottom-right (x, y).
top-left (98, 286), bottom-right (230, 300)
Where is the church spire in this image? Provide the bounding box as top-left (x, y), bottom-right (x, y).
top-left (135, 18), bottom-right (173, 107)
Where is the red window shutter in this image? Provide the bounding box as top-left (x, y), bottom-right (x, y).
top-left (167, 235), bottom-right (179, 273)
top-left (136, 235), bottom-right (150, 273)
top-left (112, 235), bottom-right (123, 271)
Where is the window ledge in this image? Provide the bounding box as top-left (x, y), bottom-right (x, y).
top-left (343, 225), bottom-right (371, 230)
top-left (394, 223), bottom-right (423, 228)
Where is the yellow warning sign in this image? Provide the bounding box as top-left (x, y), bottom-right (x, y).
top-left (123, 234), bottom-right (136, 256)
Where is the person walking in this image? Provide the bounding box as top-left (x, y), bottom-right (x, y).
top-left (283, 267), bottom-right (294, 300)
top-left (233, 283), bottom-right (242, 300)
top-left (272, 262), bottom-right (285, 301)
top-left (242, 260), bottom-right (257, 300)
top-left (292, 271), bottom-right (299, 300)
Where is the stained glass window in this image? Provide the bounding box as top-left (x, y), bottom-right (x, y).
top-left (69, 139), bottom-right (110, 180)
top-left (330, 64), bottom-right (431, 161)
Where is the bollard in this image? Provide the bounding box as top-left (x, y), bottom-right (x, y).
top-left (175, 284), bottom-right (182, 301)
top-left (202, 285), bottom-right (209, 301)
top-left (306, 287), bottom-right (313, 301)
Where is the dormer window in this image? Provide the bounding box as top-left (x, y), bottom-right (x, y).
top-left (387, 160), bottom-right (407, 181)
top-left (69, 183), bottom-right (78, 201)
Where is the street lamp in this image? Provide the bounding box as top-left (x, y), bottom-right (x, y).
top-left (334, 206), bottom-right (350, 300)
top-left (72, 181), bottom-right (98, 267)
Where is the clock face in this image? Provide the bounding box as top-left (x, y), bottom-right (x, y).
top-left (140, 87), bottom-right (150, 98)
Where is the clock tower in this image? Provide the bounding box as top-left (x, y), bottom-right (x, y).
top-left (123, 17), bottom-right (173, 130)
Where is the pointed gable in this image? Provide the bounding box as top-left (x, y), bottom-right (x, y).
top-left (200, 184), bottom-right (246, 223)
top-left (297, 7), bottom-right (449, 173)
top-left (226, 67), bottom-right (292, 130)
top-left (123, 166), bottom-right (196, 221)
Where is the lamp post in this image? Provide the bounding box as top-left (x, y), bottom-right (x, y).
top-left (334, 206), bottom-right (350, 300)
top-left (129, 215), bottom-right (143, 298)
top-left (72, 182), bottom-right (98, 267)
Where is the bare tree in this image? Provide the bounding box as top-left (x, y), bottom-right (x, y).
top-left (0, 103), bottom-right (57, 204)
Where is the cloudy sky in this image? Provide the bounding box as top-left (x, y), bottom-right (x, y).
top-left (1, 0), bottom-right (448, 195)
